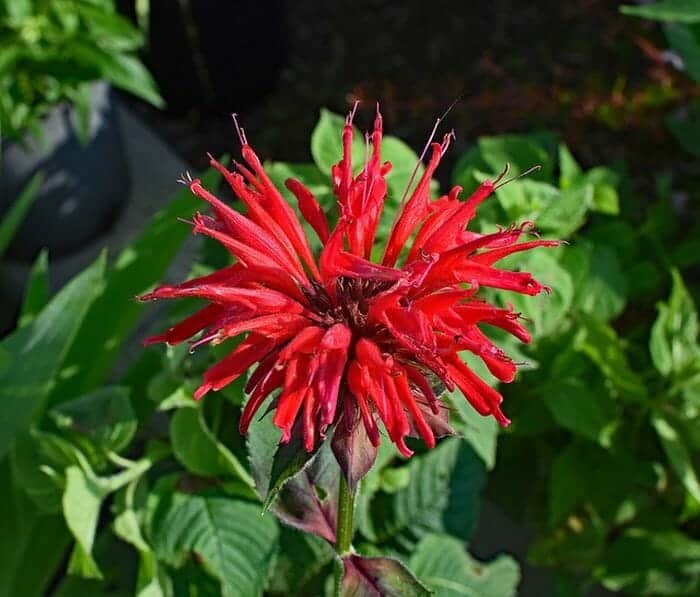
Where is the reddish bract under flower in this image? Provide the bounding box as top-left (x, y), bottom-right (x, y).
top-left (141, 107), bottom-right (559, 458)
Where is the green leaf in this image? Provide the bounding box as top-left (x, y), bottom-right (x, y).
top-left (543, 379), bottom-right (617, 447)
top-left (584, 167), bottom-right (620, 215)
top-left (0, 460), bottom-right (71, 597)
top-left (0, 253), bottom-right (106, 459)
top-left (66, 40), bottom-right (163, 108)
top-left (0, 171), bottom-right (43, 258)
top-left (74, 3), bottom-right (145, 51)
top-left (574, 315), bottom-right (647, 401)
top-left (621, 1), bottom-right (700, 23)
top-left (571, 244), bottom-right (627, 322)
top-left (652, 412), bottom-right (700, 503)
top-left (478, 134), bottom-right (552, 181)
top-left (149, 491), bottom-right (279, 597)
top-left (668, 22), bottom-right (700, 83)
top-left (18, 248), bottom-right (49, 327)
top-left (649, 269), bottom-right (699, 377)
top-left (596, 528), bottom-right (700, 595)
top-left (367, 438), bottom-right (485, 549)
top-left (311, 108), bottom-right (365, 175)
top-left (342, 554), bottom-right (432, 597)
top-left (410, 533), bottom-right (520, 597)
top-left (170, 404), bottom-right (254, 487)
top-left (443, 388), bottom-right (499, 469)
top-left (50, 386), bottom-right (137, 456)
top-left (558, 144), bottom-right (582, 189)
top-left (63, 465), bottom-right (109, 579)
top-left (537, 183), bottom-right (592, 237)
top-left (508, 251), bottom-right (574, 338)
top-left (381, 135), bottom-right (426, 201)
top-left (48, 163), bottom-right (225, 403)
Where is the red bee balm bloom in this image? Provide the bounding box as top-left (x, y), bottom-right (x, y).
top-left (142, 108), bottom-right (559, 459)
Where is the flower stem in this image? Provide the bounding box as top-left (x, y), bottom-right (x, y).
top-left (334, 474), bottom-right (355, 595)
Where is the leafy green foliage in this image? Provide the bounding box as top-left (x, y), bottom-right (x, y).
top-left (0, 0), bottom-right (162, 140)
top-left (0, 171), bottom-right (43, 258)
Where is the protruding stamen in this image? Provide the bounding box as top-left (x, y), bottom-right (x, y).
top-left (177, 171), bottom-right (194, 185)
top-left (231, 113), bottom-right (248, 146)
top-left (346, 100), bottom-right (360, 125)
top-left (494, 164), bottom-right (542, 189)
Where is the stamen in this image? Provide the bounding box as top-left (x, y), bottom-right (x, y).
top-left (494, 164), bottom-right (541, 189)
top-left (346, 99), bottom-right (360, 125)
top-left (231, 113), bottom-right (248, 146)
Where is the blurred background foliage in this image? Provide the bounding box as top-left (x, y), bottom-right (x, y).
top-left (1, 1), bottom-right (700, 596)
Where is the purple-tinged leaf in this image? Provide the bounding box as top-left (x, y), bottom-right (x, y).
top-left (274, 440), bottom-right (339, 543)
top-left (341, 554), bottom-right (432, 597)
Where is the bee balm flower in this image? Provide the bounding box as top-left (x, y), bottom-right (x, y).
top-left (141, 107), bottom-right (558, 458)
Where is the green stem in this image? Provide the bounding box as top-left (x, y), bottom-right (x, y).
top-left (334, 474), bottom-right (355, 595)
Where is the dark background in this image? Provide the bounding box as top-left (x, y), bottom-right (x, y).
top-left (117, 0), bottom-right (696, 194)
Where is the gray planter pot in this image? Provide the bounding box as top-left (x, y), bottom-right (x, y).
top-left (0, 81), bottom-right (130, 263)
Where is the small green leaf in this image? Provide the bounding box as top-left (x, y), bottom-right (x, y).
top-left (410, 533), bottom-right (520, 597)
top-left (652, 412), bottom-right (700, 503)
top-left (311, 108), bottom-right (365, 175)
top-left (478, 134), bottom-right (552, 181)
top-left (170, 404), bottom-right (254, 487)
top-left (649, 269), bottom-right (699, 377)
top-left (18, 248), bottom-right (49, 328)
top-left (537, 183), bottom-right (591, 237)
top-left (0, 171), bottom-right (43, 258)
top-left (543, 379), bottom-right (617, 447)
top-left (621, 1), bottom-right (700, 23)
top-left (63, 466), bottom-right (109, 579)
top-left (558, 144), bottom-right (582, 189)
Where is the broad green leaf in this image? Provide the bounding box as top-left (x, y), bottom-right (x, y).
top-left (584, 167), bottom-right (620, 215)
top-left (18, 248), bottom-right (49, 328)
top-left (342, 554), bottom-right (431, 597)
top-left (410, 533), bottom-right (520, 597)
top-left (149, 491), bottom-right (279, 597)
top-left (543, 379), bottom-right (617, 447)
top-left (493, 179), bottom-right (558, 223)
top-left (311, 108), bottom-right (365, 175)
top-left (652, 412), bottom-right (700, 503)
top-left (596, 528), bottom-right (700, 595)
top-left (50, 386), bottom-right (137, 457)
top-left (0, 171), bottom-right (43, 258)
top-left (0, 253), bottom-right (106, 459)
top-left (621, 1), bottom-right (700, 23)
top-left (508, 251), bottom-right (574, 338)
top-left (74, 3), bottom-right (145, 51)
top-left (170, 404), bottom-right (254, 487)
top-left (367, 438), bottom-right (485, 549)
top-left (49, 164), bottom-right (225, 403)
top-left (649, 269), bottom-right (699, 377)
top-left (0, 461), bottom-right (71, 597)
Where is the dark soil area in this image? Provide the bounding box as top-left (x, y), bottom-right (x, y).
top-left (122, 0), bottom-right (697, 193)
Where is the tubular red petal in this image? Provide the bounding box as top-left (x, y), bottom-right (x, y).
top-left (240, 145), bottom-right (321, 280)
top-left (471, 239), bottom-right (562, 266)
top-left (394, 367), bottom-right (435, 448)
top-left (143, 304), bottom-right (225, 347)
top-left (285, 178), bottom-right (331, 244)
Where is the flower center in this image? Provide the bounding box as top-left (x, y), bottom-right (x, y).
top-left (303, 277), bottom-right (393, 333)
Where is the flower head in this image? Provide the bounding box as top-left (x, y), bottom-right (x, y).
top-left (141, 107), bottom-right (559, 458)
